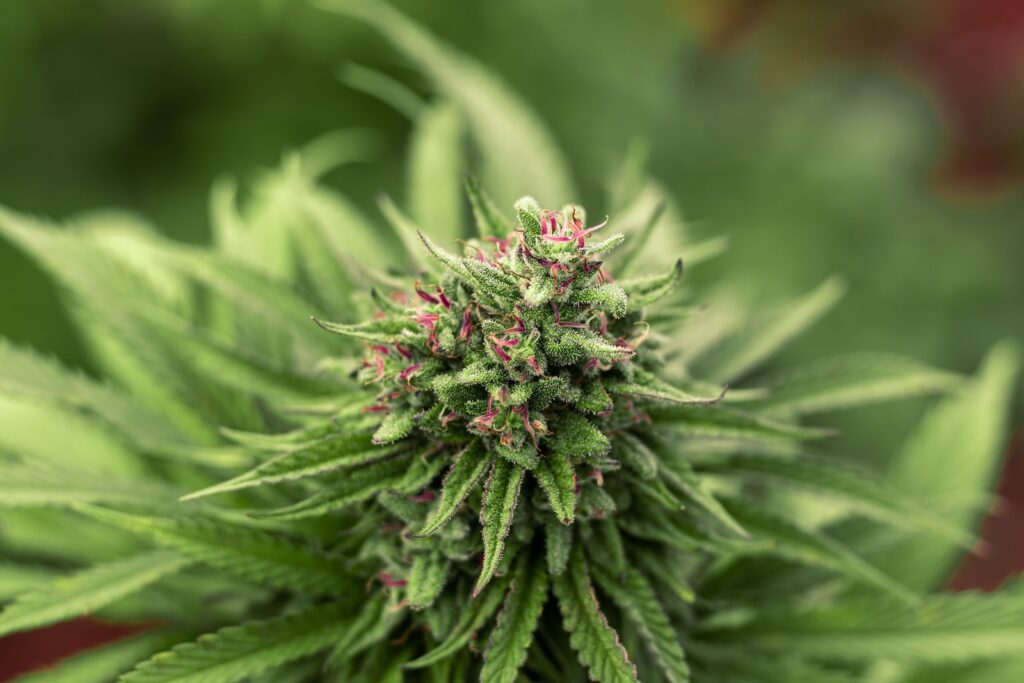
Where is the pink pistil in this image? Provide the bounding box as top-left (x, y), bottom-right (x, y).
top-left (630, 326), bottom-right (652, 349)
top-left (473, 408), bottom-right (499, 429)
top-left (549, 264), bottom-right (572, 294)
top-left (414, 313), bottom-right (440, 331)
top-left (394, 343), bottom-right (413, 359)
top-left (415, 282), bottom-right (440, 305)
top-left (398, 363), bottom-right (422, 382)
top-left (488, 335), bottom-right (513, 363)
top-left (515, 405), bottom-right (538, 445)
top-left (441, 412), bottom-right (463, 427)
top-left (554, 275), bottom-right (575, 296)
top-left (409, 490), bottom-right (436, 503)
top-left (459, 306), bottom-right (474, 341)
top-left (505, 311), bottom-right (526, 334)
top-left (378, 572), bottom-right (407, 588)
top-left (541, 234), bottom-right (575, 243)
top-left (435, 287), bottom-right (452, 309)
top-left (570, 217), bottom-right (608, 249)
top-left (485, 236), bottom-right (510, 255)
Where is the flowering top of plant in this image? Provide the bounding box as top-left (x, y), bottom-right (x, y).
top-left (0, 174), bottom-right (1021, 683)
top-left (0, 5), bottom-right (1021, 683)
top-left (294, 196), bottom-right (706, 595)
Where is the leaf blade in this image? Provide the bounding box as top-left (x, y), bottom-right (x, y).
top-left (481, 554), bottom-right (550, 683)
top-left (79, 507), bottom-right (352, 595)
top-left (0, 551), bottom-right (189, 638)
top-left (475, 458), bottom-right (526, 595)
top-left (552, 546), bottom-right (638, 683)
top-left (417, 444), bottom-right (492, 537)
top-left (591, 564), bottom-right (690, 683)
top-left (119, 603), bottom-right (350, 683)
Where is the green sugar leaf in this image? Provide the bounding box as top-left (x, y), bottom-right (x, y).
top-left (607, 368), bottom-right (725, 405)
top-left (407, 552), bottom-right (449, 610)
top-left (404, 574), bottom-right (511, 669)
top-left (417, 444), bottom-right (492, 537)
top-left (373, 409), bottom-right (416, 445)
top-left (549, 413), bottom-right (611, 462)
top-left (481, 553), bottom-right (550, 683)
top-left (475, 458), bottom-right (526, 595)
top-left (496, 442), bottom-right (540, 469)
top-left (570, 283), bottom-right (628, 318)
top-left (553, 545), bottom-right (638, 683)
top-left (614, 433), bottom-right (659, 480)
top-left (619, 259), bottom-right (684, 311)
top-left (534, 448), bottom-right (577, 525)
top-left (591, 563), bottom-right (690, 683)
top-left (546, 518), bottom-right (573, 576)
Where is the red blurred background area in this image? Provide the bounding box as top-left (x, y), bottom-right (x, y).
top-left (950, 434), bottom-right (1024, 591)
top-left (678, 0), bottom-right (1024, 197)
top-left (0, 619), bottom-right (148, 681)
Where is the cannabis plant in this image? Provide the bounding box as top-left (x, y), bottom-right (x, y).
top-left (1, 3), bottom-right (1022, 683)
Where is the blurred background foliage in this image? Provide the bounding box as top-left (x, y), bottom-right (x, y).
top-left (1, 0), bottom-right (1021, 447)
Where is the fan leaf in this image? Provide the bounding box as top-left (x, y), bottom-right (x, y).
top-left (552, 545), bottom-right (638, 683)
top-left (475, 458), bottom-right (526, 595)
top-left (481, 553), bottom-right (550, 683)
top-left (0, 551), bottom-right (189, 637)
top-left (591, 563), bottom-right (690, 683)
top-left (120, 602), bottom-right (350, 683)
top-left (79, 506), bottom-right (352, 594)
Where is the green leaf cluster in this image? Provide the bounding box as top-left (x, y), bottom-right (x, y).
top-left (0, 4), bottom-right (1020, 683)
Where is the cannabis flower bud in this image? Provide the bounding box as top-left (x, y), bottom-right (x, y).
top-left (307, 195), bottom-right (708, 598)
